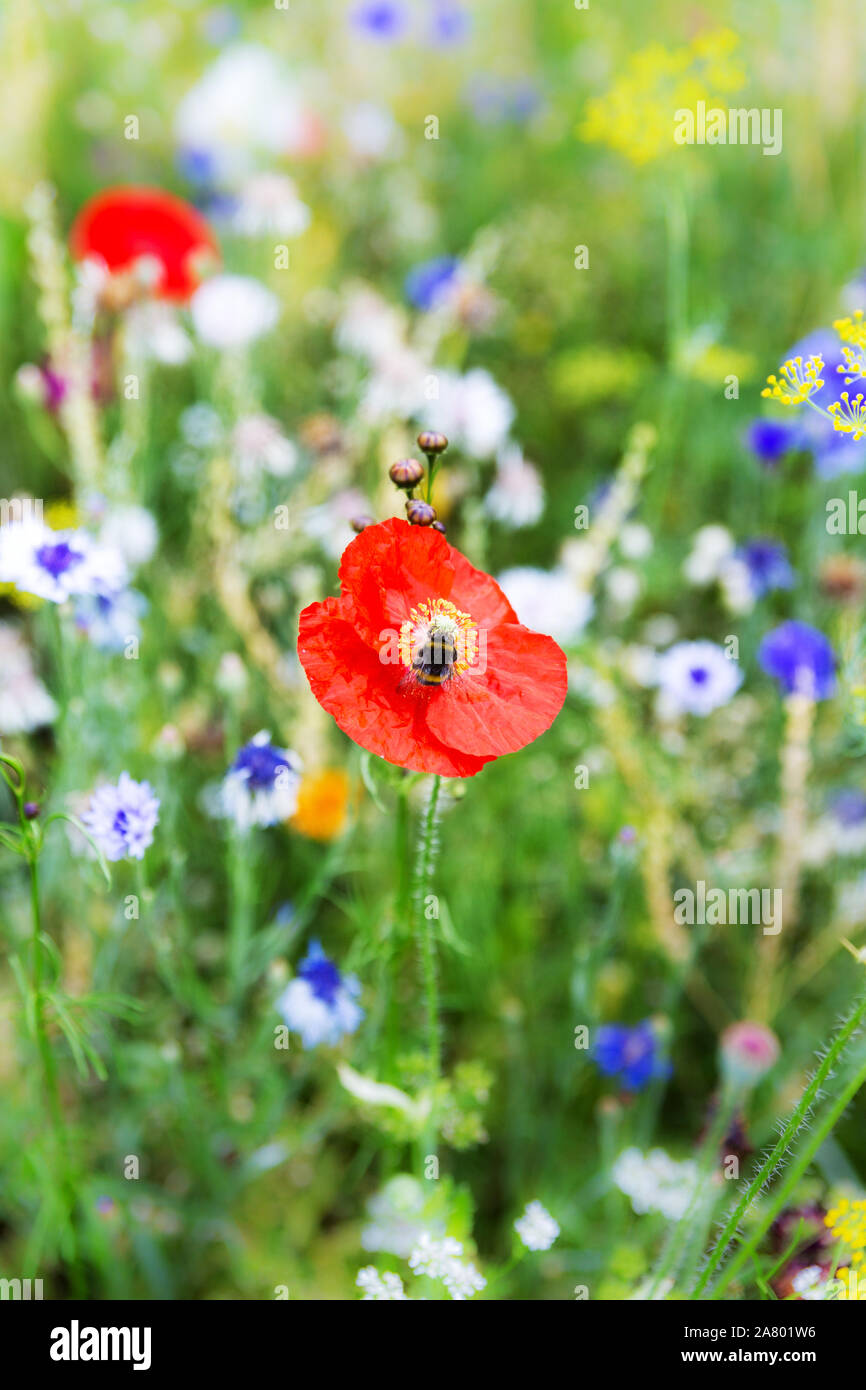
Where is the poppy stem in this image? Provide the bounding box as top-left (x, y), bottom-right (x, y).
top-left (413, 775), bottom-right (443, 1107)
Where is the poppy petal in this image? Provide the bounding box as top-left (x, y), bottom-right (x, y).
top-left (425, 624), bottom-right (567, 758)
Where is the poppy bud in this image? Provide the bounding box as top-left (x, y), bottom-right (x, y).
top-left (720, 1020), bottom-right (780, 1087)
top-left (406, 499), bottom-right (437, 526)
top-left (389, 457), bottom-right (425, 490)
top-left (431, 520), bottom-right (447, 534)
top-left (350, 515), bottom-right (377, 533)
top-left (417, 431), bottom-right (448, 456)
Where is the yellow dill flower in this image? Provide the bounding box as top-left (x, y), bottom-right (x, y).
top-left (837, 344), bottom-right (866, 385)
top-left (762, 355), bottom-right (825, 405)
top-left (825, 1197), bottom-right (866, 1267)
top-left (579, 29), bottom-right (746, 166)
top-left (834, 311), bottom-right (866, 351)
top-left (829, 391), bottom-right (866, 440)
top-left (290, 768), bottom-right (351, 842)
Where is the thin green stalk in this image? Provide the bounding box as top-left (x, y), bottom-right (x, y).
top-left (228, 828), bottom-right (256, 1006)
top-left (690, 983), bottom-right (866, 1298)
top-left (414, 775), bottom-right (443, 1089)
top-left (706, 1044), bottom-right (866, 1299)
top-left (645, 1083), bottom-right (736, 1299)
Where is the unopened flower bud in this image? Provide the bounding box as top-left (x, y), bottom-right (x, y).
top-left (405, 499), bottom-right (437, 526)
top-left (417, 431), bottom-right (448, 456)
top-left (720, 1020), bottom-right (780, 1086)
top-left (389, 458), bottom-right (425, 490)
top-left (350, 515), bottom-right (376, 533)
top-left (23, 801), bottom-right (40, 820)
top-left (431, 520), bottom-right (447, 534)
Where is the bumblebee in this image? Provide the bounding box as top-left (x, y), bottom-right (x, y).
top-left (409, 631), bottom-right (458, 687)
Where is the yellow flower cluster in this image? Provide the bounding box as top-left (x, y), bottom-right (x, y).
top-left (834, 1269), bottom-right (866, 1300)
top-left (829, 391), bottom-right (866, 440)
top-left (580, 29), bottom-right (745, 165)
top-left (825, 1197), bottom-right (866, 1267)
top-left (761, 355), bottom-right (825, 406)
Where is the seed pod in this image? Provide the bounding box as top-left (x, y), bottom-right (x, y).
top-left (406, 499), bottom-right (437, 526)
top-left (389, 457), bottom-right (425, 490)
top-left (417, 431), bottom-right (448, 456)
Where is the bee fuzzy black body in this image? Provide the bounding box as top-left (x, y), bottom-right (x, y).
top-left (411, 633), bottom-right (457, 687)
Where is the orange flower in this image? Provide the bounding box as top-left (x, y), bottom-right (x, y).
top-left (290, 769), bottom-right (351, 841)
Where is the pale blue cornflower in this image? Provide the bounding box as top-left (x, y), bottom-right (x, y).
top-left (82, 772), bottom-right (160, 861)
top-left (654, 640), bottom-right (743, 716)
top-left (514, 1200), bottom-right (560, 1252)
top-left (277, 940), bottom-right (364, 1049)
top-left (73, 589), bottom-right (148, 652)
top-left (221, 731), bottom-right (302, 831)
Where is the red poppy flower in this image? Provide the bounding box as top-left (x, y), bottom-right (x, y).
top-left (298, 518), bottom-right (568, 777)
top-left (70, 186), bottom-right (219, 302)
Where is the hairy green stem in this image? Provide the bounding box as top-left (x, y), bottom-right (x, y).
top-left (691, 984), bottom-right (866, 1298)
top-left (706, 1043), bottom-right (866, 1299)
top-left (414, 776), bottom-right (443, 1092)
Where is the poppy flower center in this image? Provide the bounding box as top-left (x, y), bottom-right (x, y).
top-left (398, 597), bottom-right (479, 684)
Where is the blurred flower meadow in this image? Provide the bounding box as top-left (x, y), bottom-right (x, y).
top-left (1, 0), bottom-right (866, 1304)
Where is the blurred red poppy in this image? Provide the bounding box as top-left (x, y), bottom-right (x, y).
top-left (70, 186), bottom-right (219, 301)
top-left (298, 518), bottom-right (568, 777)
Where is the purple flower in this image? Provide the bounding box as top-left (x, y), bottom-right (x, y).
top-left (404, 256), bottom-right (461, 311)
top-left (594, 1021), bottom-right (668, 1091)
top-left (735, 539), bottom-right (794, 598)
top-left (221, 730), bottom-right (302, 830)
top-left (82, 772), bottom-right (160, 862)
top-left (350, 1), bottom-right (409, 41)
top-left (757, 621), bottom-right (836, 699)
top-left (829, 789), bottom-right (866, 826)
top-left (429, 2), bottom-right (471, 45)
top-left (744, 418), bottom-right (800, 467)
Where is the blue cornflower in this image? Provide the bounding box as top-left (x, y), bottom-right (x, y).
top-left (734, 539), bottom-right (794, 598)
top-left (429, 2), bottom-right (471, 45)
top-left (757, 620), bottom-right (836, 700)
top-left (277, 940), bottom-right (363, 1048)
top-left (594, 1021), bottom-right (668, 1091)
top-left (221, 730), bottom-right (302, 830)
top-left (350, 1), bottom-right (409, 41)
top-left (829, 789), bottom-right (866, 827)
top-left (404, 256), bottom-right (461, 311)
top-left (73, 589), bottom-right (148, 652)
top-left (82, 772), bottom-right (160, 862)
top-left (744, 418), bottom-right (800, 467)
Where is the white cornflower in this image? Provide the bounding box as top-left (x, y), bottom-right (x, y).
top-left (422, 368), bottom-right (514, 459)
top-left (484, 444), bottom-right (545, 528)
top-left (0, 519), bottom-right (127, 604)
top-left (654, 640), bottom-right (743, 717)
top-left (231, 173), bottom-right (311, 239)
top-left (190, 274), bottom-right (279, 350)
top-left (231, 415), bottom-right (298, 479)
top-left (498, 565), bottom-right (593, 646)
top-left (356, 1267), bottom-right (409, 1301)
top-left (514, 1200), bottom-right (560, 1252)
top-left (0, 623), bottom-right (58, 734)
